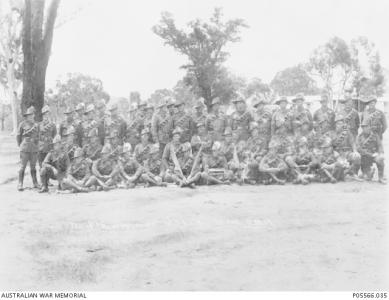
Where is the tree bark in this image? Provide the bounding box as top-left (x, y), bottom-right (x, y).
top-left (21, 0), bottom-right (61, 121)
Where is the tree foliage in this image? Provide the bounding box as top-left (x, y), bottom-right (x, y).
top-left (45, 73), bottom-right (109, 122)
top-left (270, 65), bottom-right (320, 96)
top-left (153, 7), bottom-right (247, 111)
top-left (306, 36), bottom-right (385, 100)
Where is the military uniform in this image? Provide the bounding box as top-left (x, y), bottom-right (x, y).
top-left (59, 107), bottom-right (74, 138)
top-left (151, 101), bottom-right (173, 154)
top-left (253, 97), bottom-right (272, 143)
top-left (289, 93), bottom-right (313, 134)
top-left (202, 141), bottom-right (232, 184)
top-left (192, 99), bottom-right (207, 134)
top-left (259, 140), bottom-right (288, 184)
top-left (92, 144), bottom-right (120, 186)
top-left (331, 116), bottom-right (361, 177)
top-left (134, 142), bottom-right (151, 165)
top-left (126, 111), bottom-right (144, 151)
top-left (337, 99), bottom-right (360, 138)
top-left (39, 135), bottom-right (71, 192)
top-left (357, 119), bottom-right (385, 183)
top-left (17, 107), bottom-right (39, 190)
top-left (108, 104), bottom-right (128, 145)
top-left (173, 100), bottom-right (195, 143)
top-left (313, 95), bottom-right (335, 133)
top-left (230, 97), bottom-right (254, 142)
top-left (38, 105), bottom-right (57, 167)
top-left (271, 97), bottom-right (292, 138)
top-left (361, 96), bottom-right (387, 140)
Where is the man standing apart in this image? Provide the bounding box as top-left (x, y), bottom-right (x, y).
top-left (38, 105), bottom-right (57, 168)
top-left (17, 106), bottom-right (39, 191)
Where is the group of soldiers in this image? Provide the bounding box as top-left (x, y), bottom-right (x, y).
top-left (16, 91), bottom-right (387, 193)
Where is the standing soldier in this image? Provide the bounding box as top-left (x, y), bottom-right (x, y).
top-left (151, 99), bottom-right (172, 156)
top-left (289, 93), bottom-right (313, 134)
top-left (38, 105), bottom-right (57, 168)
top-left (192, 98), bottom-right (207, 134)
top-left (167, 98), bottom-right (176, 118)
top-left (108, 103), bottom-right (127, 145)
top-left (143, 103), bottom-right (155, 132)
top-left (63, 126), bottom-right (77, 161)
top-left (206, 97), bottom-right (228, 142)
top-left (83, 128), bottom-right (103, 161)
top-left (252, 96), bottom-right (272, 144)
top-left (331, 115), bottom-right (361, 180)
top-left (313, 94), bottom-right (335, 132)
top-left (59, 107), bottom-right (74, 138)
top-left (73, 103), bottom-right (85, 147)
top-left (356, 119), bottom-right (386, 183)
top-left (337, 95), bottom-right (360, 138)
top-left (271, 96), bottom-right (293, 146)
top-left (230, 95), bottom-right (253, 141)
top-left (17, 106), bottom-right (39, 191)
top-left (173, 99), bottom-right (195, 143)
top-left (134, 128), bottom-right (152, 165)
top-left (39, 135), bottom-right (71, 193)
top-left (361, 96), bottom-right (387, 140)
top-left (96, 99), bottom-right (107, 145)
top-left (82, 104), bottom-right (98, 144)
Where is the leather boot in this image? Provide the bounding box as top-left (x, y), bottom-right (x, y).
top-left (378, 166), bottom-right (387, 184)
top-left (39, 174), bottom-right (49, 193)
top-left (31, 169), bottom-right (39, 188)
top-left (17, 170), bottom-right (24, 191)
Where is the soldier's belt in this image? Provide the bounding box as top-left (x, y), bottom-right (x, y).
top-left (209, 168), bottom-right (225, 175)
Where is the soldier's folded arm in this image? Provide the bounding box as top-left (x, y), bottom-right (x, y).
top-left (91, 160), bottom-right (107, 179)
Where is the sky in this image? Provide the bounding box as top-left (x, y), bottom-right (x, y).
top-left (46, 0), bottom-right (389, 99)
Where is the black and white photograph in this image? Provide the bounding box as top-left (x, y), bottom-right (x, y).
top-left (0, 0), bottom-right (388, 297)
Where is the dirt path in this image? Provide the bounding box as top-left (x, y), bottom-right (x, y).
top-left (0, 181), bottom-right (387, 290)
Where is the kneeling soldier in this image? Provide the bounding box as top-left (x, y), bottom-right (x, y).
top-left (357, 119), bottom-right (386, 183)
top-left (39, 135), bottom-right (70, 193)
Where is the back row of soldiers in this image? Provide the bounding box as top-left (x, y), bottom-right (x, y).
top-left (16, 92), bottom-right (387, 192)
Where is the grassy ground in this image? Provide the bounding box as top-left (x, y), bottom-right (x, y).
top-left (0, 131), bottom-right (388, 290)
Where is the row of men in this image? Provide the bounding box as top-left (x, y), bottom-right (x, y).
top-left (16, 92), bottom-right (387, 191)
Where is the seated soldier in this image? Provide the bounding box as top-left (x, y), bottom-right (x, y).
top-left (331, 115), bottom-right (361, 181)
top-left (161, 127), bottom-right (188, 186)
top-left (142, 143), bottom-right (167, 187)
top-left (65, 147), bottom-right (110, 192)
top-left (220, 127), bottom-right (234, 163)
top-left (317, 137), bottom-right (343, 183)
top-left (201, 141), bottom-right (233, 185)
top-left (83, 128), bottom-right (102, 160)
top-left (39, 135), bottom-right (72, 193)
top-left (245, 122), bottom-right (268, 184)
top-left (290, 137), bottom-right (317, 185)
top-left (91, 143), bottom-right (121, 187)
top-left (117, 143), bottom-right (148, 188)
top-left (259, 140), bottom-right (288, 185)
top-left (357, 119), bottom-right (386, 184)
top-left (228, 139), bottom-right (249, 184)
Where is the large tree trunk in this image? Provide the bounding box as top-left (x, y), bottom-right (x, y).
top-left (21, 0), bottom-right (60, 121)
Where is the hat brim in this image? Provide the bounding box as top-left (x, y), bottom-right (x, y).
top-left (275, 100), bottom-right (288, 104)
